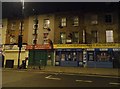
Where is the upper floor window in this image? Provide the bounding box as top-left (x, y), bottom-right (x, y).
top-left (91, 15), bottom-right (98, 25)
top-left (19, 22), bottom-right (24, 30)
top-left (105, 14), bottom-right (112, 23)
top-left (106, 30), bottom-right (114, 43)
top-left (60, 32), bottom-right (66, 44)
top-left (43, 19), bottom-right (50, 29)
top-left (11, 22), bottom-right (16, 30)
top-left (73, 17), bottom-right (79, 26)
top-left (91, 30), bottom-right (98, 43)
top-left (61, 18), bottom-right (66, 27)
top-left (10, 35), bottom-right (16, 44)
top-left (72, 32), bottom-right (79, 43)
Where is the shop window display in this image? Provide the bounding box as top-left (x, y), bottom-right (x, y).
top-left (88, 52), bottom-right (94, 61)
top-left (66, 52), bottom-right (77, 61)
top-left (96, 52), bottom-right (111, 62)
top-left (61, 53), bottom-right (65, 61)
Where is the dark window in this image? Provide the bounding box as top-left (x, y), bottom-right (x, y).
top-left (91, 30), bottom-right (98, 43)
top-left (105, 15), bottom-right (112, 23)
top-left (72, 32), bottom-right (79, 43)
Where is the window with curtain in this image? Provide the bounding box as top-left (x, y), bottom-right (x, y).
top-left (106, 30), bottom-right (114, 42)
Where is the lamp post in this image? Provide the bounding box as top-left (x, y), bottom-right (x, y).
top-left (17, 0), bottom-right (24, 68)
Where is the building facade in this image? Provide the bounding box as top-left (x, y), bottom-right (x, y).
top-left (2, 2), bottom-right (120, 68)
top-left (53, 3), bottom-right (120, 68)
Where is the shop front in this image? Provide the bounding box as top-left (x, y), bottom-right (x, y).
top-left (54, 44), bottom-right (120, 68)
top-left (87, 48), bottom-right (113, 68)
top-left (55, 49), bottom-right (83, 67)
top-left (26, 44), bottom-right (54, 68)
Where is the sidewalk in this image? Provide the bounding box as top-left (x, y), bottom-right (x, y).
top-left (2, 66), bottom-right (119, 77)
top-left (40, 66), bottom-right (120, 76)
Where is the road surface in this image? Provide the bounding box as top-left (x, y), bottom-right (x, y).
top-left (2, 69), bottom-right (120, 87)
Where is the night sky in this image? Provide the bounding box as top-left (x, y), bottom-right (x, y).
top-left (2, 2), bottom-right (119, 19)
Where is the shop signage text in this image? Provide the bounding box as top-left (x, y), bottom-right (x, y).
top-left (54, 44), bottom-right (120, 49)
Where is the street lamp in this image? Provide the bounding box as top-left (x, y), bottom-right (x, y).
top-left (17, 0), bottom-right (24, 68)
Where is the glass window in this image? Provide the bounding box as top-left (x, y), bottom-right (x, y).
top-left (73, 17), bottom-right (79, 26)
top-left (55, 52), bottom-right (60, 61)
top-left (105, 14), bottom-right (112, 23)
top-left (60, 32), bottom-right (66, 44)
top-left (61, 18), bottom-right (66, 27)
top-left (72, 32), bottom-right (79, 43)
top-left (43, 19), bottom-right (50, 29)
top-left (19, 22), bottom-right (24, 30)
top-left (11, 23), bottom-right (16, 31)
top-left (91, 30), bottom-right (98, 43)
top-left (91, 15), bottom-right (98, 24)
top-left (78, 52), bottom-right (83, 61)
top-left (88, 52), bottom-right (94, 61)
top-left (106, 30), bottom-right (114, 42)
top-left (61, 53), bottom-right (65, 61)
top-left (10, 35), bottom-right (16, 44)
top-left (96, 52), bottom-right (111, 62)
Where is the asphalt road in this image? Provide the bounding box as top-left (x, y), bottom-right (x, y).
top-left (2, 70), bottom-right (120, 87)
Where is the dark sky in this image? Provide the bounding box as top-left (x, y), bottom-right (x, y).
top-left (2, 2), bottom-right (119, 19)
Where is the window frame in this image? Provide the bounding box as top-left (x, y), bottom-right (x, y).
top-left (19, 22), bottom-right (24, 31)
top-left (106, 30), bottom-right (114, 43)
top-left (61, 17), bottom-right (67, 27)
top-left (72, 32), bottom-right (79, 43)
top-left (91, 14), bottom-right (98, 25)
top-left (60, 32), bottom-right (66, 44)
top-left (73, 16), bottom-right (79, 26)
top-left (91, 30), bottom-right (98, 43)
top-left (43, 19), bottom-right (50, 29)
top-left (105, 14), bottom-right (113, 23)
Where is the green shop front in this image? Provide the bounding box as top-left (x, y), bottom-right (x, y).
top-left (26, 44), bottom-right (54, 67)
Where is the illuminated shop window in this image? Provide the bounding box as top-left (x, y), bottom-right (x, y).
top-left (88, 52), bottom-right (94, 61)
top-left (61, 53), bottom-right (65, 61)
top-left (96, 52), bottom-right (111, 62)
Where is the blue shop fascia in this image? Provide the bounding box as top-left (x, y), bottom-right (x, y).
top-left (54, 44), bottom-right (120, 68)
